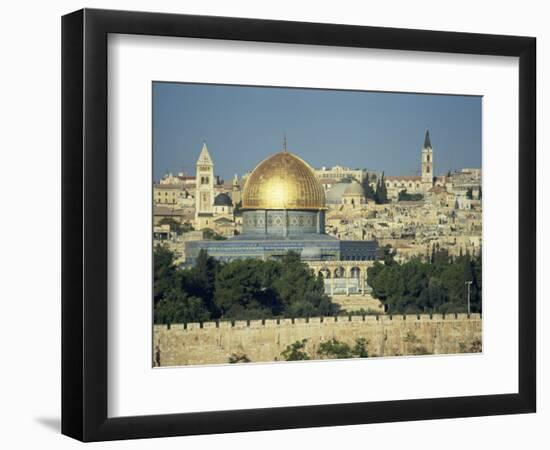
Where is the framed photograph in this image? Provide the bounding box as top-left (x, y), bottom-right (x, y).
top-left (62, 8), bottom-right (536, 441)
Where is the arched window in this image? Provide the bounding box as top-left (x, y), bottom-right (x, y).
top-left (427, 154), bottom-right (430, 163)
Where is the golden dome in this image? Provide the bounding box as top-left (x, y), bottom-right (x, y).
top-left (242, 151), bottom-right (326, 210)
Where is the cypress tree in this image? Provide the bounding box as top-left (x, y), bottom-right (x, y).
top-left (375, 172), bottom-right (388, 204)
top-left (362, 172), bottom-right (376, 200)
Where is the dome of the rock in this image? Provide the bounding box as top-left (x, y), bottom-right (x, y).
top-left (242, 151), bottom-right (325, 210)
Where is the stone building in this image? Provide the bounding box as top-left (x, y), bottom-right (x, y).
top-left (449, 168), bottom-right (482, 198)
top-left (156, 129), bottom-right (481, 268)
top-left (314, 165), bottom-right (367, 188)
top-left (153, 183), bottom-right (187, 206)
top-left (153, 205), bottom-right (194, 226)
top-left (185, 145), bottom-right (378, 278)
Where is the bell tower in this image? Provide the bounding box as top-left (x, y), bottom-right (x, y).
top-left (421, 130), bottom-right (434, 185)
top-left (195, 142), bottom-right (215, 229)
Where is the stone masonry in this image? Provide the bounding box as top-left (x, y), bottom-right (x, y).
top-left (153, 313), bottom-right (482, 366)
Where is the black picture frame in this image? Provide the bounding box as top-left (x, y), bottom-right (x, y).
top-left (61, 8), bottom-right (536, 442)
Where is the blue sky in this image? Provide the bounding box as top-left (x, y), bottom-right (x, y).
top-left (153, 82), bottom-right (481, 182)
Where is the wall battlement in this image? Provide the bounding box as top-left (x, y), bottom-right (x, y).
top-left (154, 313), bottom-right (481, 332)
top-left (154, 314), bottom-right (482, 367)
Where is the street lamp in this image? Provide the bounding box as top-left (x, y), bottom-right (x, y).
top-left (465, 280), bottom-right (473, 315)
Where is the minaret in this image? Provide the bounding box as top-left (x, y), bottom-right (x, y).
top-left (232, 174), bottom-right (241, 205)
top-left (195, 142), bottom-right (215, 229)
top-left (421, 130), bottom-right (434, 185)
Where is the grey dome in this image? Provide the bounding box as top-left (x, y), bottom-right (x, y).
top-left (343, 181), bottom-right (364, 196)
top-left (213, 192), bottom-right (233, 206)
top-left (326, 179), bottom-right (363, 204)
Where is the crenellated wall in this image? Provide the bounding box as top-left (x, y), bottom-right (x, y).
top-left (153, 314), bottom-right (482, 367)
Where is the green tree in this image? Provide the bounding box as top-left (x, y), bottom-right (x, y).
top-left (403, 331), bottom-right (429, 355)
top-left (203, 228), bottom-right (227, 240)
top-left (214, 259), bottom-right (282, 319)
top-left (228, 353), bottom-right (251, 363)
top-left (158, 217), bottom-right (182, 233)
top-left (154, 248), bottom-right (340, 322)
top-left (426, 278), bottom-right (447, 310)
top-left (366, 249), bottom-right (482, 314)
top-left (154, 289), bottom-right (210, 324)
top-left (188, 249), bottom-right (220, 315)
top-left (381, 244), bottom-right (395, 266)
top-left (318, 339), bottom-right (353, 359)
top-left (153, 244), bottom-right (177, 304)
top-left (361, 173), bottom-right (376, 201)
top-left (274, 252), bottom-right (338, 317)
top-left (351, 338), bottom-right (370, 358)
top-left (317, 338), bottom-right (369, 359)
top-left (375, 172), bottom-right (389, 204)
top-left (181, 222), bottom-right (195, 232)
top-left (281, 339), bottom-right (310, 361)
top-left (398, 189), bottom-right (423, 202)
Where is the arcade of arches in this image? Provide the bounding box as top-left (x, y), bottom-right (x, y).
top-left (306, 260), bottom-right (375, 296)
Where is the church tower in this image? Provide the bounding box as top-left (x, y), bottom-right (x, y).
top-left (421, 129), bottom-right (434, 185)
top-left (195, 142), bottom-right (215, 230)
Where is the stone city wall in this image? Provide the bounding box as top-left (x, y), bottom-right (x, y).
top-left (153, 313), bottom-right (481, 366)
